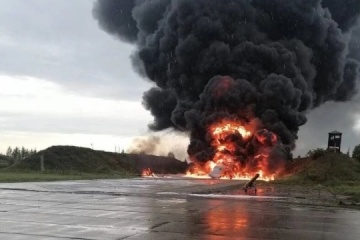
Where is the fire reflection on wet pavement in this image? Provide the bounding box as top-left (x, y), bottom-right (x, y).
top-left (0, 178), bottom-right (359, 240)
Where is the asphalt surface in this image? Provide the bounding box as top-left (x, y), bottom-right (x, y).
top-left (0, 177), bottom-right (359, 240)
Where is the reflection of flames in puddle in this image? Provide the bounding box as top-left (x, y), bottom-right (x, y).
top-left (141, 168), bottom-right (155, 177)
top-left (186, 119), bottom-right (283, 181)
top-left (205, 206), bottom-right (248, 234)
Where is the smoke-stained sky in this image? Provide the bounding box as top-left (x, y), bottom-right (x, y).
top-left (1, 0), bottom-right (360, 156)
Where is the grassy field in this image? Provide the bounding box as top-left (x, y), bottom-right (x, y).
top-left (0, 171), bottom-right (137, 183)
top-left (330, 184), bottom-right (360, 203)
top-left (0, 146), bottom-right (139, 183)
top-left (0, 145), bottom-right (188, 183)
top-left (5, 146), bottom-right (137, 173)
top-left (276, 153), bottom-right (360, 204)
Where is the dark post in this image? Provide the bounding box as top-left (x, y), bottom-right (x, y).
top-left (243, 173), bottom-right (260, 193)
top-left (328, 131), bottom-right (342, 153)
top-left (40, 154), bottom-right (45, 172)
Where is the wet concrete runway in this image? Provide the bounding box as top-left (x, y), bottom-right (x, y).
top-left (0, 178), bottom-right (359, 240)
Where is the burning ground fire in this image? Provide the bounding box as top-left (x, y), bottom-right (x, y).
top-left (140, 120), bottom-right (285, 181)
top-left (141, 168), bottom-right (155, 177)
top-left (186, 120), bottom-right (281, 181)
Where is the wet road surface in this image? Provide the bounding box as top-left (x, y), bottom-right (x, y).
top-left (0, 178), bottom-right (359, 240)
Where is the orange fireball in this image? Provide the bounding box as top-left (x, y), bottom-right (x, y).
top-left (186, 119), bottom-right (281, 181)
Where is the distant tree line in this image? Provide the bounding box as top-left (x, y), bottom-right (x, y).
top-left (6, 146), bottom-right (37, 162)
top-left (306, 148), bottom-right (328, 160)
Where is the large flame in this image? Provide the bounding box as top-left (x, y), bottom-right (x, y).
top-left (141, 168), bottom-right (155, 177)
top-left (186, 120), bottom-right (281, 181)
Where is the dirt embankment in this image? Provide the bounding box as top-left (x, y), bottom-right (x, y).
top-left (3, 146), bottom-right (188, 175)
top-left (272, 153), bottom-right (360, 207)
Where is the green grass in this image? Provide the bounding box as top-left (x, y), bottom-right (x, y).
top-left (274, 153), bottom-right (360, 203)
top-left (3, 146), bottom-right (138, 175)
top-left (328, 183), bottom-right (360, 203)
top-left (0, 145), bottom-right (188, 183)
top-left (278, 153), bottom-right (360, 184)
top-left (0, 171), bottom-right (138, 183)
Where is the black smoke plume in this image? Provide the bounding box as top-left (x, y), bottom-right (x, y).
top-left (93, 0), bottom-right (360, 168)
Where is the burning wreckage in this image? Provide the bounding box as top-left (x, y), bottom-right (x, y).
top-left (94, 0), bottom-right (360, 181)
top-left (185, 120), bottom-right (282, 181)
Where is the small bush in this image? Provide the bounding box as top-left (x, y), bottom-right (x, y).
top-left (352, 144), bottom-right (360, 161)
top-left (306, 148), bottom-right (328, 160)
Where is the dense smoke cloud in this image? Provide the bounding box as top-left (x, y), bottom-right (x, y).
top-left (94, 0), bottom-right (360, 165)
top-left (322, 0), bottom-right (360, 32)
top-left (349, 26), bottom-right (360, 61)
top-left (93, 0), bottom-right (138, 43)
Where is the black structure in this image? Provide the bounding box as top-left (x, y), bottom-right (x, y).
top-left (243, 173), bottom-right (259, 194)
top-left (328, 131), bottom-right (342, 153)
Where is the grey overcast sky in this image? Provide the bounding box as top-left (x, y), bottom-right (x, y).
top-left (0, 0), bottom-right (359, 157)
top-left (0, 0), bottom-right (156, 152)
